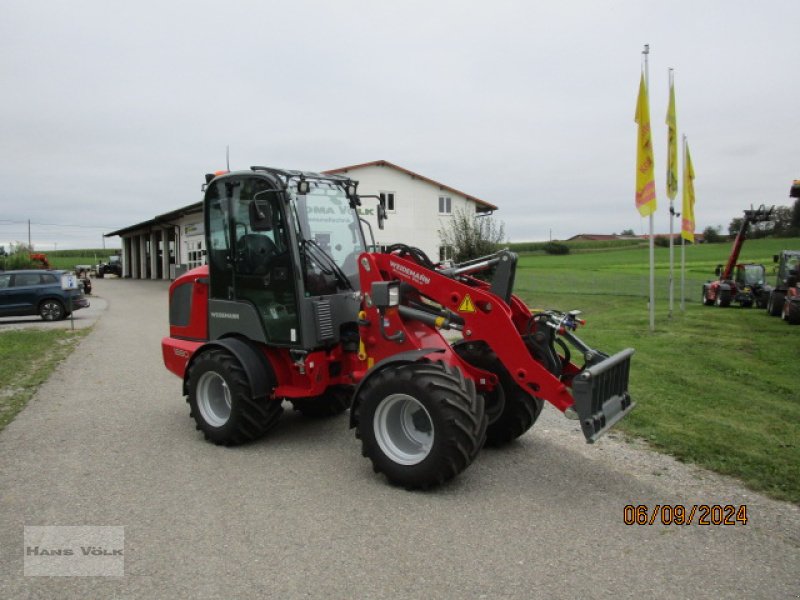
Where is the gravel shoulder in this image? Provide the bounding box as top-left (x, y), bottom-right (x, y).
top-left (0, 277), bottom-right (798, 599)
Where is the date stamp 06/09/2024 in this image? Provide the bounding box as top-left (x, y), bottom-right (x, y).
top-left (623, 504), bottom-right (749, 526)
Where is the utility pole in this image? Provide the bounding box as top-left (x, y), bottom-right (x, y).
top-left (28, 219), bottom-right (31, 250)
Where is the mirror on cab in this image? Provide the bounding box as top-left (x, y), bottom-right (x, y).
top-left (249, 199), bottom-right (273, 231)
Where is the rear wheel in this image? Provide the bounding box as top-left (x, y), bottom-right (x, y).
top-left (291, 385), bottom-right (352, 418)
top-left (39, 299), bottom-right (65, 321)
top-left (356, 361), bottom-right (486, 489)
top-left (715, 289), bottom-right (731, 307)
top-left (187, 348), bottom-right (282, 445)
top-left (454, 341), bottom-right (544, 447)
top-left (702, 286), bottom-right (714, 306)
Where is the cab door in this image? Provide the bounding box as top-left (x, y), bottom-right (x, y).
top-left (205, 175), bottom-right (301, 346)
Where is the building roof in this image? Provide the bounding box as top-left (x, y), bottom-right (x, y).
top-left (322, 160), bottom-right (498, 212)
top-left (105, 201), bottom-right (202, 237)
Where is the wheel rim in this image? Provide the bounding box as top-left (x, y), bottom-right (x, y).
top-left (374, 394), bottom-right (434, 466)
top-left (196, 371), bottom-right (232, 427)
top-left (41, 301), bottom-right (61, 320)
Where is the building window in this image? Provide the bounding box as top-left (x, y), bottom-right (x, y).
top-left (439, 245), bottom-right (453, 262)
top-left (379, 192), bottom-right (395, 212)
top-left (186, 240), bottom-right (206, 269)
top-left (439, 196), bottom-right (452, 214)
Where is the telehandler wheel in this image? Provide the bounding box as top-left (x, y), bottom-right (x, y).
top-left (453, 342), bottom-right (544, 447)
top-left (291, 385), bottom-right (353, 418)
top-left (356, 361), bottom-right (487, 490)
top-left (702, 286), bottom-right (714, 306)
top-left (187, 348), bottom-right (282, 446)
top-left (767, 292), bottom-right (785, 316)
top-left (715, 289), bottom-right (731, 307)
top-left (783, 301), bottom-right (800, 324)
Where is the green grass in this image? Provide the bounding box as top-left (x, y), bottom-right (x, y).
top-left (0, 329), bottom-right (89, 432)
top-left (513, 236), bottom-right (800, 503)
top-left (47, 249), bottom-right (115, 270)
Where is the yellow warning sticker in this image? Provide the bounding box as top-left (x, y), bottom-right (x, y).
top-left (458, 294), bottom-right (476, 313)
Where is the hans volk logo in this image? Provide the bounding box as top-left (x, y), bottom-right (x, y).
top-left (24, 526), bottom-right (124, 577)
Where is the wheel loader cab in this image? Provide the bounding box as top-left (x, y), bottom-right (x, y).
top-left (204, 169), bottom-right (365, 351)
top-left (735, 264), bottom-right (765, 287)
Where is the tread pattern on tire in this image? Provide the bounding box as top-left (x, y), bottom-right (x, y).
top-left (356, 360), bottom-right (486, 490)
top-left (453, 341), bottom-right (544, 447)
top-left (187, 348), bottom-right (282, 446)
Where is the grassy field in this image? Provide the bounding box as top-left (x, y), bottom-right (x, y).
top-left (0, 330), bottom-right (89, 432)
top-left (513, 236), bottom-right (800, 503)
top-left (46, 249), bottom-right (115, 270)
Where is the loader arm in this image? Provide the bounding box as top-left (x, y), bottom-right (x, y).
top-left (357, 249), bottom-right (635, 442)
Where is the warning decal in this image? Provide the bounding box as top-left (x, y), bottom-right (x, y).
top-left (458, 294), bottom-right (476, 313)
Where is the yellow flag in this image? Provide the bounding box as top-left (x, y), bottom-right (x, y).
top-left (681, 142), bottom-right (695, 242)
top-left (666, 77), bottom-right (678, 200)
top-left (635, 73), bottom-right (657, 216)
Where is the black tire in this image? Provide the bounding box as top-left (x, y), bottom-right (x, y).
top-left (186, 348), bottom-right (282, 446)
top-left (356, 361), bottom-right (487, 490)
top-left (702, 286), bottom-right (714, 306)
top-left (767, 292), bottom-right (785, 317)
top-left (39, 299), bottom-right (65, 321)
top-left (715, 289), bottom-right (731, 307)
top-left (453, 341), bottom-right (544, 447)
top-left (291, 385), bottom-right (352, 418)
top-left (783, 301), bottom-right (800, 325)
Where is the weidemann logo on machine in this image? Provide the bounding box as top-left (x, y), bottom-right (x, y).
top-left (211, 312), bottom-right (240, 320)
top-left (389, 261), bottom-right (430, 286)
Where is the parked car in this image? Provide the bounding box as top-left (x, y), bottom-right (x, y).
top-left (0, 270), bottom-right (90, 321)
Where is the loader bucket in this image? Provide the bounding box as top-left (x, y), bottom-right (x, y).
top-left (570, 348), bottom-right (635, 443)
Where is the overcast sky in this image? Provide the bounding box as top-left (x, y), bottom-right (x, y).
top-left (1, 0), bottom-right (798, 250)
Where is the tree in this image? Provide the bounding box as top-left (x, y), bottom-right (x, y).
top-left (620, 228), bottom-right (636, 236)
top-left (438, 208), bottom-right (506, 263)
top-left (703, 225), bottom-right (723, 243)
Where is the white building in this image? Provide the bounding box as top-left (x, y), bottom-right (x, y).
top-left (322, 160), bottom-right (497, 261)
top-left (105, 160), bottom-right (497, 279)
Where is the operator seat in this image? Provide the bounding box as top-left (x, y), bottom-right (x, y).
top-left (238, 233), bottom-right (277, 274)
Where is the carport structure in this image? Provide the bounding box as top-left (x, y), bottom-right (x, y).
top-left (105, 201), bottom-right (202, 280)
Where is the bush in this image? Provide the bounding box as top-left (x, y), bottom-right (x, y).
top-left (703, 226), bottom-right (723, 243)
top-left (543, 242), bottom-right (570, 255)
top-left (654, 236), bottom-right (671, 248)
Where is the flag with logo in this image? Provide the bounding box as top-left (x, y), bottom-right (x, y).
top-left (666, 77), bottom-right (678, 200)
top-left (635, 73), bottom-right (657, 216)
top-left (681, 142), bottom-right (696, 242)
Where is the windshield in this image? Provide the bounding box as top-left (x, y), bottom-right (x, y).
top-left (291, 180), bottom-right (365, 291)
top-left (741, 264), bottom-right (765, 286)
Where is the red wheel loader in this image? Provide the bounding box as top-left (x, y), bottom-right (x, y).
top-left (162, 167), bottom-right (635, 489)
top-left (702, 205), bottom-right (773, 308)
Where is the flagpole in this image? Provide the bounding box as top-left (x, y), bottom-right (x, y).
top-left (680, 134), bottom-right (687, 311)
top-left (668, 69), bottom-right (675, 320)
top-left (644, 44), bottom-right (655, 332)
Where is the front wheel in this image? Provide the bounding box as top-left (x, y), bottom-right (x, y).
top-left (356, 361), bottom-right (486, 490)
top-left (187, 348), bottom-right (282, 445)
top-left (782, 301), bottom-right (800, 325)
top-left (453, 341), bottom-right (544, 446)
top-left (767, 292), bottom-right (785, 317)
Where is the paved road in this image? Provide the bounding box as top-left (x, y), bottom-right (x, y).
top-left (1, 278), bottom-right (798, 598)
